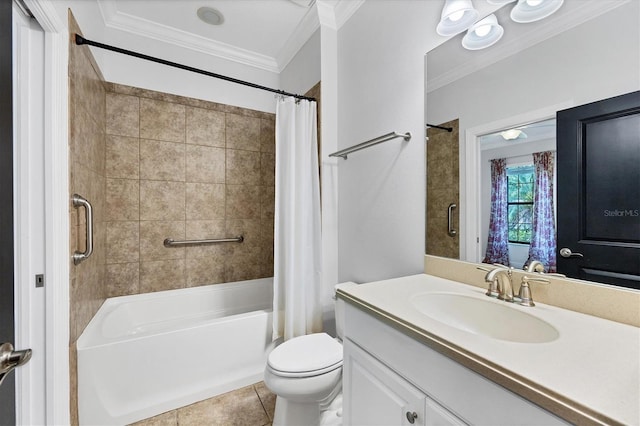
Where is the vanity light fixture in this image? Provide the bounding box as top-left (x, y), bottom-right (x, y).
top-left (462, 14), bottom-right (504, 50)
top-left (440, 0), bottom-right (565, 50)
top-left (197, 6), bottom-right (225, 26)
top-left (510, 0), bottom-right (564, 23)
top-left (437, 0), bottom-right (480, 36)
top-left (500, 129), bottom-right (527, 140)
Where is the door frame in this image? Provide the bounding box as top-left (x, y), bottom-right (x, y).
top-left (460, 101), bottom-right (573, 263)
top-left (21, 1), bottom-right (70, 424)
top-left (13, 2), bottom-right (47, 423)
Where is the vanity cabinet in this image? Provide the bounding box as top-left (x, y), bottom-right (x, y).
top-left (342, 302), bottom-right (568, 426)
top-left (344, 338), bottom-right (465, 425)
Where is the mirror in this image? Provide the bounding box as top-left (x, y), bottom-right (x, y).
top-left (425, 0), bottom-right (640, 285)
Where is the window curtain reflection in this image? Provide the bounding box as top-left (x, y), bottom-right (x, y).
top-left (526, 151), bottom-right (557, 272)
top-left (483, 158), bottom-right (510, 266)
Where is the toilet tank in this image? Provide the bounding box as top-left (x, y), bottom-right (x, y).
top-left (334, 282), bottom-right (358, 340)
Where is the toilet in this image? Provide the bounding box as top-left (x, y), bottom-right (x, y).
top-left (264, 283), bottom-right (354, 426)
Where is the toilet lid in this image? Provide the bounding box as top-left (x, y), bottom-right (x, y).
top-left (267, 333), bottom-right (343, 375)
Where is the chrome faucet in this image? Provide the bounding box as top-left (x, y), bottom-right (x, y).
top-left (484, 267), bottom-right (515, 302)
top-left (525, 260), bottom-right (545, 273)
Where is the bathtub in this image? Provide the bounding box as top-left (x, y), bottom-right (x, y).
top-left (77, 277), bottom-right (277, 425)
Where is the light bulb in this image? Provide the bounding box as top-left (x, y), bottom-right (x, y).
top-left (474, 24), bottom-right (492, 37)
top-left (526, 0), bottom-right (543, 6)
top-left (448, 10), bottom-right (465, 22)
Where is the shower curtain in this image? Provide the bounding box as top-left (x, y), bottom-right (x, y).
top-left (273, 97), bottom-right (323, 341)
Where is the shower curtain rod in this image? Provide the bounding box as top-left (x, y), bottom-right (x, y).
top-left (426, 123), bottom-right (453, 132)
top-left (74, 34), bottom-right (316, 102)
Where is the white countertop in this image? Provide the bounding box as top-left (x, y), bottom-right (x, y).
top-left (337, 273), bottom-right (640, 425)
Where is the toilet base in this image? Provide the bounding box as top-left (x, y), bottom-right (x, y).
top-left (273, 390), bottom-right (343, 426)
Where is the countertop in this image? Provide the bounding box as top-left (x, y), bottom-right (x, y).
top-left (337, 273), bottom-right (640, 425)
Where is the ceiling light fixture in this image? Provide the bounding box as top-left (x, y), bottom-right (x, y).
top-left (197, 6), bottom-right (225, 26)
top-left (500, 129), bottom-right (527, 140)
top-left (462, 14), bottom-right (504, 50)
top-left (436, 0), bottom-right (480, 36)
top-left (510, 0), bottom-right (564, 23)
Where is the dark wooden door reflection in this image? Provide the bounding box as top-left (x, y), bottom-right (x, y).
top-left (557, 91), bottom-right (640, 289)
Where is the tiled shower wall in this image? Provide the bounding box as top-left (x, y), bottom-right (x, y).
top-left (103, 84), bottom-right (276, 297)
top-left (426, 118), bottom-right (459, 259)
top-left (68, 14), bottom-right (107, 344)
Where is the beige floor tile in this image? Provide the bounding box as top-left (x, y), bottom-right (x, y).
top-left (254, 382), bottom-right (276, 421)
top-left (129, 410), bottom-right (177, 426)
top-left (177, 385), bottom-right (269, 426)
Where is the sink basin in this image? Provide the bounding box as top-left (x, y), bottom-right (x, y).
top-left (411, 293), bottom-right (559, 343)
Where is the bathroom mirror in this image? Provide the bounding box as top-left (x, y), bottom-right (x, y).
top-left (425, 0), bottom-right (640, 286)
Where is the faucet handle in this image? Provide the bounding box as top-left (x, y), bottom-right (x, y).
top-left (477, 266), bottom-right (499, 297)
top-left (517, 276), bottom-right (550, 307)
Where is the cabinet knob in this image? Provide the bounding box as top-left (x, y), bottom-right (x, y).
top-left (406, 411), bottom-right (418, 424)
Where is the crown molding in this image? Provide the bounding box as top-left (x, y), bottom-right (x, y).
top-left (277, 5), bottom-right (321, 70)
top-left (334, 0), bottom-right (365, 29)
top-left (317, 0), bottom-right (364, 30)
top-left (97, 0), bottom-right (280, 73)
top-left (427, 0), bottom-right (629, 93)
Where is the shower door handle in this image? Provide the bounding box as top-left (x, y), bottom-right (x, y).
top-left (72, 194), bottom-right (94, 265)
top-left (447, 203), bottom-right (457, 237)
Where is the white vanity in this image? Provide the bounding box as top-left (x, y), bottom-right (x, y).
top-left (337, 274), bottom-right (640, 425)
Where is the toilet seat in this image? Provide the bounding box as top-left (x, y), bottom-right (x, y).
top-left (267, 333), bottom-right (343, 378)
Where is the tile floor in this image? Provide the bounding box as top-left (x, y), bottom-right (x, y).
top-left (130, 382), bottom-right (276, 426)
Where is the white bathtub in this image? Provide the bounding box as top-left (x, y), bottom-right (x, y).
top-left (77, 277), bottom-right (277, 425)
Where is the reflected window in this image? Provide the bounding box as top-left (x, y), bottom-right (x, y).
top-left (507, 165), bottom-right (534, 244)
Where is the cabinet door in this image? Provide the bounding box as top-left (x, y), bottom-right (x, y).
top-left (425, 398), bottom-right (466, 426)
top-left (343, 339), bottom-right (426, 426)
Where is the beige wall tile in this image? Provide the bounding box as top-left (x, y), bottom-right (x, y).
top-left (106, 135), bottom-right (139, 179)
top-left (106, 221), bottom-right (139, 264)
top-left (261, 186), bottom-right (275, 221)
top-left (185, 220), bottom-right (227, 259)
top-left (140, 221), bottom-right (185, 261)
top-left (106, 93), bottom-right (139, 137)
top-left (226, 219), bottom-right (262, 265)
top-left (260, 152), bottom-right (275, 186)
top-left (185, 183), bottom-right (225, 220)
top-left (105, 262), bottom-right (139, 297)
top-left (140, 139), bottom-right (186, 181)
top-left (226, 113), bottom-right (260, 152)
top-left (225, 261), bottom-right (263, 282)
top-left (139, 259), bottom-right (186, 293)
top-left (105, 178), bottom-right (139, 221)
top-left (226, 149), bottom-right (260, 185)
top-left (260, 118), bottom-right (275, 153)
top-left (186, 107), bottom-right (225, 147)
top-left (140, 180), bottom-right (186, 221)
top-left (186, 257), bottom-right (226, 287)
top-left (226, 185), bottom-right (261, 219)
top-left (140, 98), bottom-right (185, 143)
top-left (186, 145), bottom-right (225, 183)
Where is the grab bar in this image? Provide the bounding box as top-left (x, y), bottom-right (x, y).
top-left (328, 131), bottom-right (411, 160)
top-left (72, 194), bottom-right (94, 265)
top-left (447, 203), bottom-right (457, 237)
top-left (164, 236), bottom-right (244, 247)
